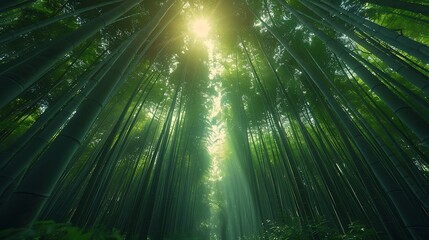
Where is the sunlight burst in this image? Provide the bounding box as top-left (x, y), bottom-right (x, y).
top-left (190, 18), bottom-right (210, 39)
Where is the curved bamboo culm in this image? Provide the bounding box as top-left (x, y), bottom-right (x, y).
top-left (0, 37), bottom-right (134, 198)
top-left (261, 5), bottom-right (362, 227)
top-left (0, 0), bottom-right (36, 13)
top-left (1, 0), bottom-right (429, 239)
top-left (348, 50), bottom-right (429, 120)
top-left (252, 6), bottom-right (429, 238)
top-left (360, 0), bottom-right (429, 16)
top-left (305, 43), bottom-right (429, 237)
top-left (282, 0), bottom-right (429, 221)
top-left (322, 54), bottom-right (429, 211)
top-left (136, 82), bottom-right (181, 239)
top-left (0, 46), bottom-right (100, 155)
top-left (354, 92), bottom-right (429, 212)
top-left (255, 27), bottom-right (399, 236)
top-left (0, 0), bottom-right (145, 109)
top-left (59, 41), bottom-right (172, 230)
top-left (340, 58), bottom-right (429, 165)
top-left (67, 67), bottom-right (157, 229)
top-left (275, 0), bottom-right (429, 149)
top-left (0, 0), bottom-right (123, 45)
top-left (299, 0), bottom-right (429, 97)
top-left (241, 39), bottom-right (314, 222)
top-left (0, 0), bottom-right (176, 229)
top-left (0, 48), bottom-right (111, 168)
top-left (0, 36), bottom-right (96, 119)
top-left (317, 0), bottom-right (429, 64)
top-left (114, 102), bottom-right (165, 237)
top-left (245, 37), bottom-right (363, 230)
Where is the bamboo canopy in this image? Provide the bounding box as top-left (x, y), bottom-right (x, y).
top-left (0, 0), bottom-right (429, 239)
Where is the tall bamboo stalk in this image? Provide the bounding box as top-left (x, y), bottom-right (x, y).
top-left (0, 0), bottom-right (145, 109)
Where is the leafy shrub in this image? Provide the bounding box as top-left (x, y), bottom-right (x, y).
top-left (243, 219), bottom-right (375, 240)
top-left (0, 221), bottom-right (124, 240)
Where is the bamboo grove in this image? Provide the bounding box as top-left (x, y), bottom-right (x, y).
top-left (0, 0), bottom-right (429, 239)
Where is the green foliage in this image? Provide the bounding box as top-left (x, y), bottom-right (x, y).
top-left (0, 221), bottom-right (124, 240)
top-left (1, 0), bottom-right (429, 239)
top-left (243, 219), bottom-right (375, 240)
